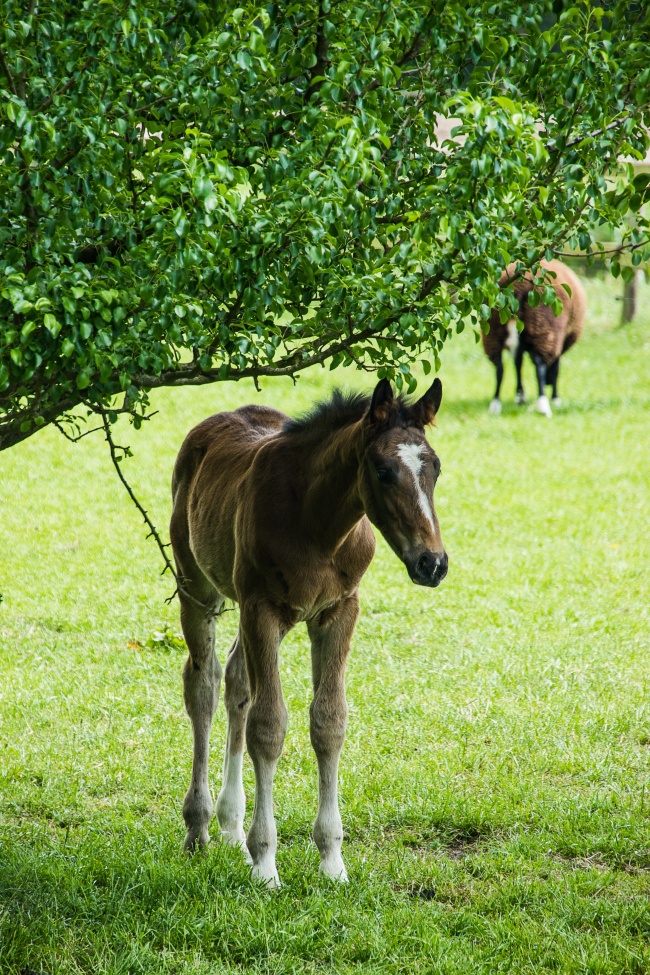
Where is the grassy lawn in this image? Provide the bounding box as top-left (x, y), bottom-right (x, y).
top-left (1, 274), bottom-right (649, 974)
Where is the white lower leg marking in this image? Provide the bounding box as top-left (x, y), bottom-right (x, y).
top-left (534, 394), bottom-right (552, 418)
top-left (216, 751), bottom-right (248, 852)
top-left (488, 397), bottom-right (502, 415)
top-left (396, 443), bottom-right (435, 531)
top-left (314, 754), bottom-right (348, 881)
top-left (248, 759), bottom-right (280, 888)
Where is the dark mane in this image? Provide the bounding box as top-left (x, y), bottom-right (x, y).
top-left (283, 388), bottom-right (413, 436)
top-left (283, 390), bottom-right (369, 435)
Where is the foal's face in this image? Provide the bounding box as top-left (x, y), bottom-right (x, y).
top-left (361, 379), bottom-right (448, 588)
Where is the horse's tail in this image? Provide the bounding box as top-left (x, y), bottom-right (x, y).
top-left (170, 430), bottom-right (210, 579)
top-left (171, 436), bottom-right (206, 506)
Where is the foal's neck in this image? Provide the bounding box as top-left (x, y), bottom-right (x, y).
top-left (300, 420), bottom-right (365, 553)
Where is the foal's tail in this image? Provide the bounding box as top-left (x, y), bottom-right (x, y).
top-left (170, 426), bottom-right (210, 580)
top-left (171, 436), bottom-right (206, 506)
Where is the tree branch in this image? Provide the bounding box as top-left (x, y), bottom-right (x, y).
top-left (546, 112), bottom-right (643, 154)
top-left (554, 238), bottom-right (650, 258)
top-left (0, 392), bottom-right (84, 451)
top-left (39, 55), bottom-right (94, 112)
top-left (305, 1), bottom-right (330, 102)
top-left (0, 49), bottom-right (18, 96)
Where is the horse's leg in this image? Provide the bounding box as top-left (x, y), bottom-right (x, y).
top-left (488, 355), bottom-right (504, 415)
top-left (514, 342), bottom-right (526, 404)
top-left (532, 351), bottom-right (552, 417)
top-left (307, 592), bottom-right (359, 881)
top-left (547, 357), bottom-right (561, 407)
top-left (179, 586), bottom-right (224, 851)
top-left (239, 601), bottom-right (286, 888)
top-left (215, 632), bottom-right (250, 854)
top-left (171, 477), bottom-right (223, 850)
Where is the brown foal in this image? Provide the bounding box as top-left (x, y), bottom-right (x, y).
top-left (170, 377), bottom-right (447, 887)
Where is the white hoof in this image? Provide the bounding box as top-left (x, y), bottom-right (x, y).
top-left (319, 857), bottom-right (348, 882)
top-left (534, 394), bottom-right (552, 418)
top-left (220, 829), bottom-right (253, 863)
top-left (515, 391), bottom-right (527, 405)
top-left (552, 397), bottom-right (562, 409)
top-left (251, 860), bottom-right (281, 890)
top-left (488, 398), bottom-right (502, 415)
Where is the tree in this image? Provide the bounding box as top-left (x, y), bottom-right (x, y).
top-left (1, 0), bottom-right (649, 453)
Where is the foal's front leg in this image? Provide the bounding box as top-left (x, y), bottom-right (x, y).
top-left (307, 592), bottom-right (359, 881)
top-left (239, 601), bottom-right (287, 888)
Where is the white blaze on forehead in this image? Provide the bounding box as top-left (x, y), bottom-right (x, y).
top-left (396, 442), bottom-right (435, 532)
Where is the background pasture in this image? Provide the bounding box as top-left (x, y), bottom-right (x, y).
top-left (1, 275), bottom-right (649, 974)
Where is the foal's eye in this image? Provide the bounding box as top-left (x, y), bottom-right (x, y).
top-left (375, 468), bottom-right (391, 483)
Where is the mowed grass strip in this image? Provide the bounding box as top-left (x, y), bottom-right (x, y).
top-left (1, 275), bottom-right (649, 974)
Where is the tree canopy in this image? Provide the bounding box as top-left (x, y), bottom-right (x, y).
top-left (1, 0), bottom-right (649, 451)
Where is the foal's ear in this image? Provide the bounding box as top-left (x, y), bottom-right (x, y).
top-left (369, 378), bottom-right (394, 424)
top-left (411, 378), bottom-right (442, 427)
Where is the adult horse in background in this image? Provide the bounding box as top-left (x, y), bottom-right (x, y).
top-left (170, 378), bottom-right (448, 888)
top-left (483, 259), bottom-right (586, 417)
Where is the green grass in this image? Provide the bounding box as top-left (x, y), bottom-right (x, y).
top-left (1, 274), bottom-right (649, 974)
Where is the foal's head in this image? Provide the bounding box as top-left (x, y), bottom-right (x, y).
top-left (360, 378), bottom-right (447, 588)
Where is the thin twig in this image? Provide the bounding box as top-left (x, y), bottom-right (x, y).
top-left (99, 412), bottom-right (210, 611)
top-left (39, 55), bottom-right (94, 112)
top-left (101, 413), bottom-right (174, 573)
top-left (554, 238), bottom-right (650, 258)
top-left (54, 419), bottom-right (104, 442)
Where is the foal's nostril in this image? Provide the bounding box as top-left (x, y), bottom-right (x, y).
top-left (435, 553), bottom-right (448, 583)
top-left (416, 553), bottom-right (434, 578)
top-left (411, 550), bottom-right (447, 587)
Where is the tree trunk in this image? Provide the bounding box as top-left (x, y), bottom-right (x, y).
top-left (621, 270), bottom-right (641, 324)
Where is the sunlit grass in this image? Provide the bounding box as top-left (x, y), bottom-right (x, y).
top-left (1, 273), bottom-right (649, 974)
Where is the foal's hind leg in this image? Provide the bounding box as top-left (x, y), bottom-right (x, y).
top-left (179, 586), bottom-right (224, 851)
top-left (239, 601), bottom-right (286, 888)
top-left (307, 592), bottom-right (360, 881)
top-left (216, 633), bottom-right (250, 854)
top-left (171, 479), bottom-right (223, 850)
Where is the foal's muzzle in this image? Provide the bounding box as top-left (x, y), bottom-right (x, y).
top-left (408, 550), bottom-right (448, 588)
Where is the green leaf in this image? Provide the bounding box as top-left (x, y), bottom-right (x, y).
top-left (0, 0), bottom-right (647, 451)
top-left (43, 314), bottom-right (61, 337)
